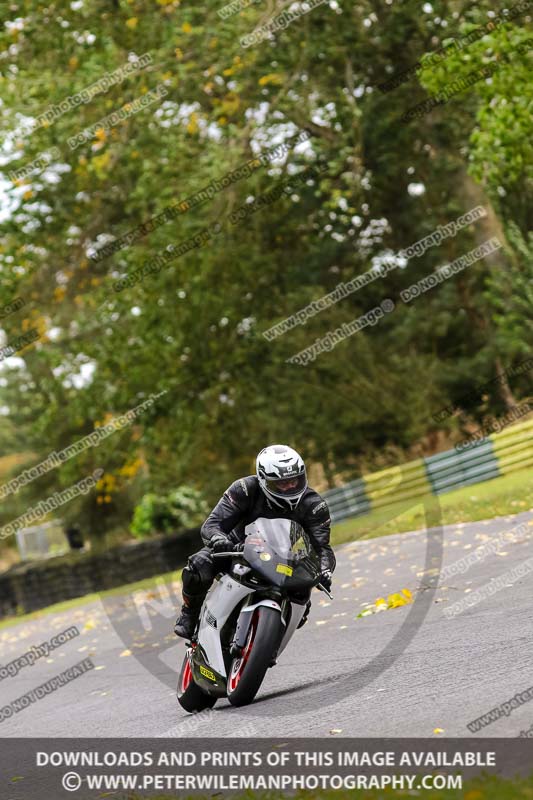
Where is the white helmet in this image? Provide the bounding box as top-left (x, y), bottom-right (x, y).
top-left (256, 444), bottom-right (307, 511)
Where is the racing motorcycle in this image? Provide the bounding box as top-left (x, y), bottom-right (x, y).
top-left (177, 517), bottom-right (332, 710)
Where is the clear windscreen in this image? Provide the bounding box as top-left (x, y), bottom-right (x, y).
top-left (244, 518), bottom-right (312, 562)
top-left (241, 518), bottom-right (320, 589)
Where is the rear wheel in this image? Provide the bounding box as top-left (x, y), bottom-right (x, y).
top-left (227, 607), bottom-right (283, 707)
top-left (177, 651), bottom-right (217, 713)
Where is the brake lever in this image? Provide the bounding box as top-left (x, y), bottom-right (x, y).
top-left (317, 583), bottom-right (333, 600)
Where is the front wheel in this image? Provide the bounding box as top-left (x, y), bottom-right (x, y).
top-left (227, 607), bottom-right (283, 707)
top-left (177, 651), bottom-right (217, 713)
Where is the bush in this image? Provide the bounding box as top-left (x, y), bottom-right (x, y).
top-left (130, 486), bottom-right (209, 538)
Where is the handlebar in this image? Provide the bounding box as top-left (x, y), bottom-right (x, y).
top-left (317, 583), bottom-right (333, 600)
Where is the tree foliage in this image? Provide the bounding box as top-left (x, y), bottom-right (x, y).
top-left (0, 0), bottom-right (530, 542)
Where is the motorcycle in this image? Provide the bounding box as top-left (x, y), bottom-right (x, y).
top-left (177, 517), bottom-right (332, 710)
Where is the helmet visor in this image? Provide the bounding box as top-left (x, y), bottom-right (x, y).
top-left (266, 473), bottom-right (307, 498)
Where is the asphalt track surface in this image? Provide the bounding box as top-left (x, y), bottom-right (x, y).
top-left (1, 509), bottom-right (532, 739)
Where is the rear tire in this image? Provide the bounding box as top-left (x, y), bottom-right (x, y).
top-left (227, 607), bottom-right (283, 707)
top-left (177, 651), bottom-right (217, 713)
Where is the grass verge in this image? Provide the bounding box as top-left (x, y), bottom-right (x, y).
top-left (129, 771), bottom-right (533, 799)
top-left (331, 467), bottom-right (533, 547)
top-left (1, 468), bottom-right (531, 632)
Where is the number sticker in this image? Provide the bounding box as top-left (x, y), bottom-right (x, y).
top-left (276, 564), bottom-right (293, 576)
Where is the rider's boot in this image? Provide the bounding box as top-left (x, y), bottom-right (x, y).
top-left (174, 593), bottom-right (204, 639)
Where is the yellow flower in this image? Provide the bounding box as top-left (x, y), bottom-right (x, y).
top-left (126, 17), bottom-right (138, 29)
top-left (181, 21), bottom-right (192, 33)
top-left (92, 151), bottom-right (111, 170)
top-left (186, 112), bottom-right (199, 134)
top-left (258, 73), bottom-right (284, 86)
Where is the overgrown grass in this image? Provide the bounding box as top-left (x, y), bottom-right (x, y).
top-left (331, 467), bottom-right (533, 547)
top-left (128, 771), bottom-right (533, 800)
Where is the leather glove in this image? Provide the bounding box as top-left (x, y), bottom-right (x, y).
top-left (209, 533), bottom-right (232, 553)
top-left (319, 569), bottom-right (333, 592)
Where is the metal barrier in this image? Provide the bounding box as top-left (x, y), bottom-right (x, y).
top-left (324, 417), bottom-right (533, 523)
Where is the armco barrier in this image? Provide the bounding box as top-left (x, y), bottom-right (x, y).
top-left (324, 477), bottom-right (370, 522)
top-left (363, 458), bottom-right (431, 510)
top-left (424, 439), bottom-right (500, 494)
top-left (325, 416), bottom-right (532, 523)
top-left (491, 417), bottom-right (533, 476)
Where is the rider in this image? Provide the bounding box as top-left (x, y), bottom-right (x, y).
top-left (174, 444), bottom-right (335, 639)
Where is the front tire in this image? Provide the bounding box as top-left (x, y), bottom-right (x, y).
top-left (177, 651), bottom-right (217, 713)
top-left (227, 607), bottom-right (283, 707)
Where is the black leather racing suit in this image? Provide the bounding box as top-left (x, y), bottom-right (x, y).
top-left (181, 475), bottom-right (335, 609)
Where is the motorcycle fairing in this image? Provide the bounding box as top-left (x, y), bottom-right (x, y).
top-left (190, 645), bottom-right (228, 698)
top-left (196, 573), bottom-right (250, 677)
top-left (242, 517), bottom-right (320, 589)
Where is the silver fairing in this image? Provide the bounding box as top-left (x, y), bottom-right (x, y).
top-left (197, 574), bottom-right (251, 677)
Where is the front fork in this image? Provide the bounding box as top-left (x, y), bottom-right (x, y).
top-left (230, 598), bottom-right (288, 656)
